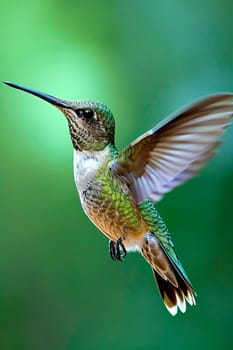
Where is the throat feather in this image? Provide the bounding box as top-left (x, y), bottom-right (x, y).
top-left (73, 147), bottom-right (111, 193)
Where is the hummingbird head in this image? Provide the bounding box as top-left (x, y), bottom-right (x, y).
top-left (4, 82), bottom-right (115, 151)
top-left (63, 100), bottom-right (115, 151)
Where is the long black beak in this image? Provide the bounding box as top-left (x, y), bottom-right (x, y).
top-left (4, 81), bottom-right (71, 108)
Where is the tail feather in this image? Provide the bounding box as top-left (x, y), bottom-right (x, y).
top-left (141, 233), bottom-right (196, 316)
top-left (153, 266), bottom-right (195, 316)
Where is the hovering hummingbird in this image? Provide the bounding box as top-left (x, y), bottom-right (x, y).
top-left (4, 81), bottom-right (233, 315)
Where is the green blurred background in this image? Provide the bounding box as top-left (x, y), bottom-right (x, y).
top-left (1, 0), bottom-right (233, 349)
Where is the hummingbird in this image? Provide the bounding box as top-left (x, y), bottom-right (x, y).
top-left (4, 81), bottom-right (233, 315)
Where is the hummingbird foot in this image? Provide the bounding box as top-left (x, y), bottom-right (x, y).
top-left (109, 238), bottom-right (127, 261)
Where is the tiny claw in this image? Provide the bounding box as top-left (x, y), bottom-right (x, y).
top-left (116, 237), bottom-right (127, 259)
top-left (108, 238), bottom-right (127, 261)
top-left (120, 240), bottom-right (127, 258)
top-left (109, 240), bottom-right (117, 261)
top-left (115, 240), bottom-right (123, 261)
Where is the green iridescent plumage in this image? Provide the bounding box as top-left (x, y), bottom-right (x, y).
top-left (139, 199), bottom-right (192, 283)
top-left (4, 81), bottom-right (233, 316)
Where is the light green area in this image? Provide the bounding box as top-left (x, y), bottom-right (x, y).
top-left (1, 1), bottom-right (233, 349)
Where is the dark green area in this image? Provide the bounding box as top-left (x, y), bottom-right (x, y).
top-left (1, 1), bottom-right (233, 349)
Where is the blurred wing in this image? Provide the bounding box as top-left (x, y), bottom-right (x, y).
top-left (113, 94), bottom-right (233, 203)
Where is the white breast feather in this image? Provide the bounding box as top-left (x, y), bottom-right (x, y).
top-left (73, 147), bottom-right (110, 193)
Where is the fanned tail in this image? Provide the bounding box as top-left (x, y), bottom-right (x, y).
top-left (141, 233), bottom-right (196, 316)
top-left (152, 266), bottom-right (196, 316)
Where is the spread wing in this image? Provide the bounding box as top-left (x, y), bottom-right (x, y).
top-left (113, 93), bottom-right (233, 203)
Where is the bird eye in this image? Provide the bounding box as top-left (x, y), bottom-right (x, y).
top-left (76, 108), bottom-right (95, 121)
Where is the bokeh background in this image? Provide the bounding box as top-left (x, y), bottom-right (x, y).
top-left (1, 0), bottom-right (233, 349)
